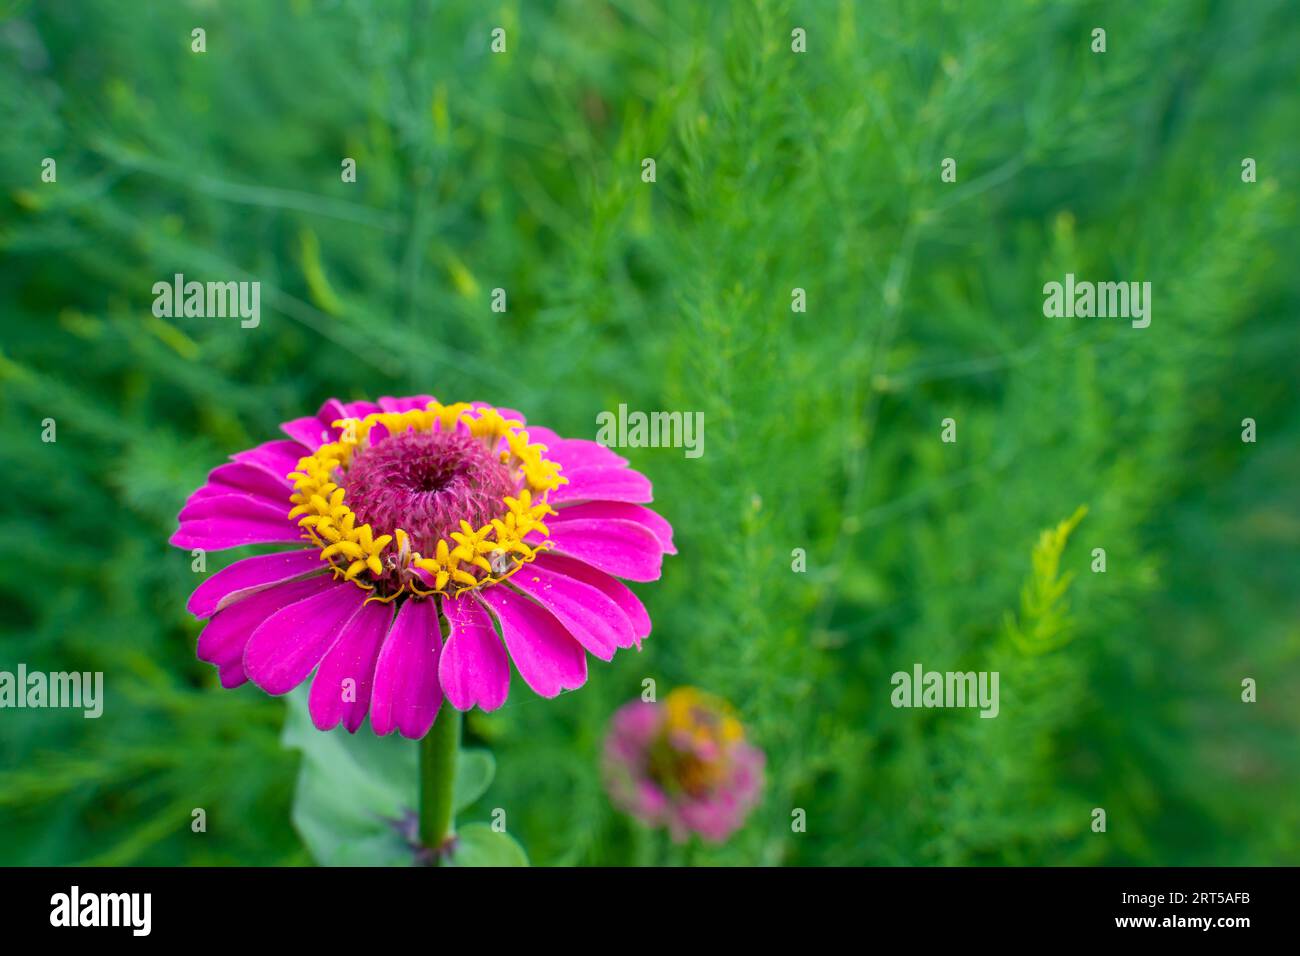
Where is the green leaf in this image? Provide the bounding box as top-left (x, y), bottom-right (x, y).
top-left (446, 824), bottom-right (529, 867)
top-left (281, 688), bottom-right (416, 867)
top-left (281, 692), bottom-right (504, 866)
top-left (453, 749), bottom-right (495, 813)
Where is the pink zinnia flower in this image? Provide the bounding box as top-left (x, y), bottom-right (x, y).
top-left (604, 688), bottom-right (764, 843)
top-left (172, 396), bottom-right (674, 736)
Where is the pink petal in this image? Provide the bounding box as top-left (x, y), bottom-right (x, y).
top-left (528, 429), bottom-right (629, 470)
top-left (177, 491), bottom-right (287, 524)
top-left (280, 399), bottom-right (355, 450)
top-left (470, 400), bottom-right (525, 424)
top-left (243, 583), bottom-right (367, 695)
top-left (474, 587), bottom-right (587, 698)
top-left (438, 593), bottom-right (510, 712)
top-left (534, 552), bottom-right (651, 642)
top-left (370, 598), bottom-right (443, 738)
top-left (187, 549), bottom-right (325, 618)
top-left (197, 575), bottom-right (338, 687)
top-left (540, 518), bottom-right (664, 581)
top-left (232, 440), bottom-right (307, 483)
top-left (171, 515), bottom-right (303, 550)
top-left (316, 398), bottom-right (349, 426)
top-left (508, 563), bottom-right (632, 659)
top-left (201, 461), bottom-right (292, 500)
top-left (550, 501), bottom-right (675, 554)
top-left (520, 426), bottom-right (563, 446)
top-left (340, 400), bottom-right (382, 419)
top-left (171, 494), bottom-right (302, 550)
top-left (309, 599), bottom-right (395, 733)
top-left (548, 466), bottom-right (653, 505)
top-left (280, 415), bottom-right (333, 452)
top-left (377, 395), bottom-right (437, 413)
top-left (217, 660), bottom-right (248, 689)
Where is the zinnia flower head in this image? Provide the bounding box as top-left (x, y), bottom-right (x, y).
top-left (172, 396), bottom-right (674, 736)
top-left (604, 687), bottom-right (764, 843)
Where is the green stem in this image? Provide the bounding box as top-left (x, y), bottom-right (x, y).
top-left (418, 701), bottom-right (461, 860)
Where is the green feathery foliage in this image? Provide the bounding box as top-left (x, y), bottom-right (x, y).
top-left (1, 0), bottom-right (1297, 866)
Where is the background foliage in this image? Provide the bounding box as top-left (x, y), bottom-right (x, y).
top-left (1, 0), bottom-right (1297, 866)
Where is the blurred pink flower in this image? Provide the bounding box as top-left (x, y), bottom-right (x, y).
top-left (604, 687), bottom-right (764, 842)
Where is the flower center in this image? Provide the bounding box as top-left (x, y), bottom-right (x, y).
top-left (287, 402), bottom-right (566, 601)
top-left (647, 689), bottom-right (746, 797)
top-left (343, 429), bottom-right (518, 557)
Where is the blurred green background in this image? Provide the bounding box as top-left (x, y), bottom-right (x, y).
top-left (1, 0), bottom-right (1297, 866)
